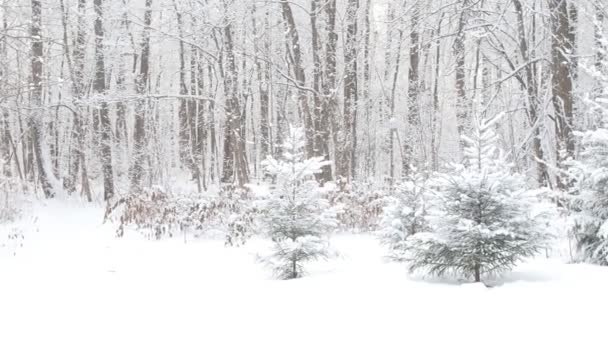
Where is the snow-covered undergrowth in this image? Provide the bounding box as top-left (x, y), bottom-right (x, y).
top-left (0, 200), bottom-right (606, 342)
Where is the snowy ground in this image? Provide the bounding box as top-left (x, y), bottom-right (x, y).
top-left (1, 200), bottom-right (607, 342)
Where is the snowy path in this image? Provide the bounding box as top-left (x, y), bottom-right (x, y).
top-left (1, 200), bottom-right (607, 342)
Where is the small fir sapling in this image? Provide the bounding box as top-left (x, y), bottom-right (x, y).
top-left (380, 170), bottom-right (429, 262)
top-left (569, 51), bottom-right (608, 265)
top-left (404, 114), bottom-right (552, 282)
top-left (259, 126), bottom-right (337, 279)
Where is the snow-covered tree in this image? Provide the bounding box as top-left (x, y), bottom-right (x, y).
top-left (380, 170), bottom-right (429, 262)
top-left (260, 126), bottom-right (337, 279)
top-left (569, 46), bottom-right (608, 265)
top-left (404, 115), bottom-right (552, 282)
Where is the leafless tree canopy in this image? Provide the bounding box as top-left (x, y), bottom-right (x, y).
top-left (0, 0), bottom-right (605, 198)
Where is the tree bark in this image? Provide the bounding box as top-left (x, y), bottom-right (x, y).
top-left (253, 3), bottom-right (271, 161)
top-left (94, 0), bottom-right (114, 200)
top-left (405, 2), bottom-right (421, 175)
top-left (317, 0), bottom-right (338, 183)
top-left (280, 0), bottom-right (314, 158)
top-left (174, 1), bottom-right (194, 176)
top-left (454, 1), bottom-right (469, 151)
top-left (30, 0), bottom-right (55, 198)
top-left (130, 0), bottom-right (152, 192)
top-left (512, 0), bottom-right (549, 186)
top-left (340, 0), bottom-right (359, 180)
top-left (1, 14), bottom-right (11, 177)
top-left (326, 0), bottom-right (340, 181)
top-left (220, 7), bottom-right (249, 187)
top-left (549, 0), bottom-right (575, 191)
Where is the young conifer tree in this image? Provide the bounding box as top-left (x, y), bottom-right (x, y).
top-left (260, 126), bottom-right (337, 279)
top-left (380, 170), bottom-right (429, 262)
top-left (569, 45), bottom-right (608, 265)
top-left (404, 115), bottom-right (552, 282)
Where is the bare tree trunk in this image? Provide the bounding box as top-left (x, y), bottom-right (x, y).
top-left (30, 0), bottom-right (55, 198)
top-left (454, 1), bottom-right (469, 150)
top-left (0, 15), bottom-right (11, 177)
top-left (388, 16), bottom-right (403, 182)
top-left (195, 49), bottom-right (207, 191)
top-left (512, 0), bottom-right (548, 186)
top-left (174, 1), bottom-right (194, 177)
top-left (431, 14), bottom-right (445, 172)
top-left (311, 0), bottom-right (334, 183)
top-left (253, 3), bottom-right (271, 161)
top-left (94, 0), bottom-right (114, 200)
top-left (340, 0), bottom-right (359, 180)
top-left (405, 2), bottom-right (421, 175)
top-left (59, 0), bottom-right (86, 194)
top-left (1, 108), bottom-right (10, 177)
top-left (220, 8), bottom-right (249, 187)
top-left (115, 56), bottom-right (128, 149)
top-left (549, 0), bottom-right (575, 191)
top-left (325, 0), bottom-right (340, 182)
top-left (310, 0), bottom-right (322, 161)
top-left (208, 64), bottom-right (218, 184)
top-left (280, 0), bottom-right (314, 158)
top-left (362, 0), bottom-right (374, 178)
top-left (130, 0), bottom-right (152, 192)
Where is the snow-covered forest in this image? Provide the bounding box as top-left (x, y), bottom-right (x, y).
top-left (1, 0), bottom-right (608, 341)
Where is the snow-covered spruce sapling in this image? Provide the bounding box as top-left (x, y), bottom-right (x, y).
top-left (569, 52), bottom-right (608, 265)
top-left (569, 124), bottom-right (608, 264)
top-left (380, 170), bottom-right (429, 262)
top-left (260, 126), bottom-right (337, 279)
top-left (405, 115), bottom-right (552, 282)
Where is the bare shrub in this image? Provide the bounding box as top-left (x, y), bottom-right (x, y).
top-left (104, 186), bottom-right (257, 243)
top-left (330, 179), bottom-right (386, 232)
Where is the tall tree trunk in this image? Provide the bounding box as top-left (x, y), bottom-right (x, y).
top-left (1, 108), bottom-right (10, 177)
top-left (340, 0), bottom-right (359, 180)
top-left (431, 14), bottom-right (445, 172)
top-left (512, 0), bottom-right (548, 186)
top-left (1, 14), bottom-right (11, 177)
top-left (115, 56), bottom-right (128, 150)
top-left (94, 0), bottom-right (114, 200)
top-left (30, 0), bottom-right (55, 198)
top-left (253, 3), bottom-right (271, 161)
top-left (387, 11), bottom-right (404, 182)
top-left (324, 0), bottom-right (339, 182)
top-left (280, 0), bottom-right (314, 158)
top-left (362, 0), bottom-right (375, 178)
top-left (454, 1), bottom-right (469, 151)
top-left (310, 0), bottom-right (333, 183)
top-left (194, 48), bottom-right (207, 191)
top-left (130, 0), bottom-right (152, 192)
top-left (59, 0), bottom-right (86, 195)
top-left (549, 0), bottom-right (575, 191)
top-left (174, 1), bottom-right (194, 176)
top-left (220, 8), bottom-right (249, 187)
top-left (208, 64), bottom-right (219, 184)
top-left (405, 2), bottom-right (421, 175)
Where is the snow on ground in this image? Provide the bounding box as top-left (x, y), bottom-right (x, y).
top-left (1, 200), bottom-right (607, 342)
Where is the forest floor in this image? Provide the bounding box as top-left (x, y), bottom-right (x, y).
top-left (0, 199), bottom-right (606, 342)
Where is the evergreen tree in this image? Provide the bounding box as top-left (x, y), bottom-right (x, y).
top-left (404, 115), bottom-right (552, 282)
top-left (380, 170), bottom-right (429, 262)
top-left (569, 50), bottom-right (608, 265)
top-left (260, 126), bottom-right (337, 279)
